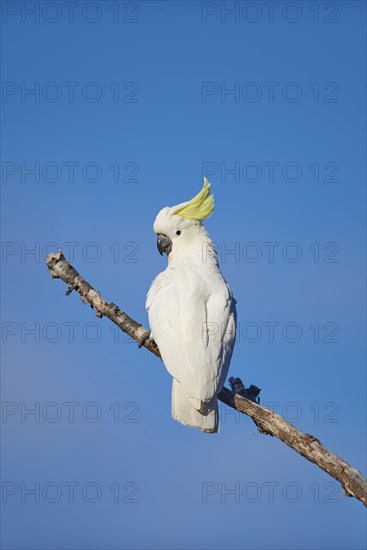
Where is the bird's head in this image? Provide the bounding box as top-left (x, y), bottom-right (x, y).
top-left (153, 178), bottom-right (215, 260)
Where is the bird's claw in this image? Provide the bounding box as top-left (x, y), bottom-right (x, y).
top-left (137, 331), bottom-right (151, 348)
top-left (229, 377), bottom-right (261, 403)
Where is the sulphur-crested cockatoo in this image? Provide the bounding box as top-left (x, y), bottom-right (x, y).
top-left (146, 178), bottom-right (236, 433)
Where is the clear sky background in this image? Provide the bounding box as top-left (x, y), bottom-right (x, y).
top-left (1, 1), bottom-right (366, 549)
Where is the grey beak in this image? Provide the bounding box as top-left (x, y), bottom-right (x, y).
top-left (157, 234), bottom-right (172, 256)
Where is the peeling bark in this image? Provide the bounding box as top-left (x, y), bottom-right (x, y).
top-left (46, 250), bottom-right (367, 507)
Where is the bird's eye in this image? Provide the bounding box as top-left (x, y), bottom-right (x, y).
top-left (176, 230), bottom-right (181, 236)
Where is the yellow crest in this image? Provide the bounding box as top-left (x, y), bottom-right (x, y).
top-left (173, 177), bottom-right (214, 222)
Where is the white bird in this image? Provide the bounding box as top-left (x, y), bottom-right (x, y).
top-left (146, 178), bottom-right (236, 433)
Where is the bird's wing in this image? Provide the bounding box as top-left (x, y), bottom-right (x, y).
top-left (146, 264), bottom-right (236, 405)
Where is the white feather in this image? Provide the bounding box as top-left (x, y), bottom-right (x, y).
top-left (146, 206), bottom-right (236, 433)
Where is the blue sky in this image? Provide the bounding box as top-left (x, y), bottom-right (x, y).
top-left (1, 1), bottom-right (366, 548)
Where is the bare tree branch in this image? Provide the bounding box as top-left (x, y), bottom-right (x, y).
top-left (46, 250), bottom-right (367, 507)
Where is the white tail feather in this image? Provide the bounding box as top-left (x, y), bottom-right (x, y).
top-left (171, 379), bottom-right (219, 433)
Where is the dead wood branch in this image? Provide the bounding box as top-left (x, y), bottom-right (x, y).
top-left (46, 250), bottom-right (367, 507)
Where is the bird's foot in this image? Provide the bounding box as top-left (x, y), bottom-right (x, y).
top-left (137, 330), bottom-right (151, 348)
top-left (229, 377), bottom-right (261, 403)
